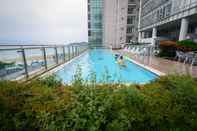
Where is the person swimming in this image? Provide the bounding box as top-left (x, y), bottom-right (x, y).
top-left (117, 55), bottom-right (126, 67)
top-left (115, 54), bottom-right (120, 60)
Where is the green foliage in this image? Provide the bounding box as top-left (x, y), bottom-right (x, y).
top-left (0, 75), bottom-right (197, 130)
top-left (38, 75), bottom-right (62, 88)
top-left (72, 65), bottom-right (84, 87)
top-left (177, 40), bottom-right (197, 50)
top-left (158, 40), bottom-right (197, 58)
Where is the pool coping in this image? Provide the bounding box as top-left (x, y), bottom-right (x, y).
top-left (111, 50), bottom-right (166, 76)
top-left (124, 56), bottom-right (166, 76)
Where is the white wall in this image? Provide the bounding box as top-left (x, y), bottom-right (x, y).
top-left (103, 0), bottom-right (128, 49)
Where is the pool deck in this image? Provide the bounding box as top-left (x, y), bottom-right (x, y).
top-left (115, 50), bottom-right (197, 77)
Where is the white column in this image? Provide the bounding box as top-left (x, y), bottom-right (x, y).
top-left (179, 18), bottom-right (189, 41)
top-left (138, 0), bottom-right (142, 43)
top-left (152, 27), bottom-right (157, 45)
top-left (141, 32), bottom-right (144, 39)
top-left (138, 32), bottom-right (142, 42)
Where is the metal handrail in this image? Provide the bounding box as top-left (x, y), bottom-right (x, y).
top-left (0, 43), bottom-right (89, 81)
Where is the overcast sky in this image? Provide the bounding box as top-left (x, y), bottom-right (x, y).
top-left (0, 0), bottom-right (88, 44)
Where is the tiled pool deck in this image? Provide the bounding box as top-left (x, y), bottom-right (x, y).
top-left (116, 50), bottom-right (197, 77)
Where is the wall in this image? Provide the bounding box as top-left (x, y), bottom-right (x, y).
top-left (103, 0), bottom-right (128, 49)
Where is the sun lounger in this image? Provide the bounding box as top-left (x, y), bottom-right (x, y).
top-left (175, 51), bottom-right (187, 62)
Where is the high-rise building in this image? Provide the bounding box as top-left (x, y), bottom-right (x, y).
top-left (126, 0), bottom-right (140, 43)
top-left (139, 0), bottom-right (197, 45)
top-left (88, 0), bottom-right (103, 47)
top-left (103, 0), bottom-right (128, 49)
top-left (88, 0), bottom-right (140, 49)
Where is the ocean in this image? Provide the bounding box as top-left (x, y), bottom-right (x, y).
top-left (0, 46), bottom-right (69, 64)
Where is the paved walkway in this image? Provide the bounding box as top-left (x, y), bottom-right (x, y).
top-left (116, 50), bottom-right (197, 77)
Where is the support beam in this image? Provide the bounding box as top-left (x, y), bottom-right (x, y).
top-left (179, 18), bottom-right (189, 41)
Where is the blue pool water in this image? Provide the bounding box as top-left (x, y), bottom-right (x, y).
top-left (56, 49), bottom-right (158, 84)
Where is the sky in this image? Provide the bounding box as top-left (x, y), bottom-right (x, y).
top-left (0, 0), bottom-right (88, 44)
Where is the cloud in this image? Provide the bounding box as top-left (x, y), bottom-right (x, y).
top-left (0, 0), bottom-right (88, 44)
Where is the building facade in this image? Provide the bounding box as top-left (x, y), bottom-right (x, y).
top-left (139, 0), bottom-right (197, 45)
top-left (103, 0), bottom-right (128, 49)
top-left (88, 0), bottom-right (103, 47)
top-left (88, 0), bottom-right (139, 49)
top-left (126, 0), bottom-right (140, 44)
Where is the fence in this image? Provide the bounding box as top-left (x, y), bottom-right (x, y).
top-left (0, 44), bottom-right (88, 81)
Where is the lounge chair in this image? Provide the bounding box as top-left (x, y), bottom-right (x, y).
top-left (175, 51), bottom-right (187, 62)
top-left (191, 54), bottom-right (197, 66)
top-left (184, 52), bottom-right (195, 64)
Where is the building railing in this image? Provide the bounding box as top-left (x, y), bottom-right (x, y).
top-left (0, 43), bottom-right (88, 81)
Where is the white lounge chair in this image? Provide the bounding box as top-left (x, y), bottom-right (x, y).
top-left (191, 54), bottom-right (197, 66)
top-left (184, 52), bottom-right (195, 64)
top-left (175, 51), bottom-right (187, 62)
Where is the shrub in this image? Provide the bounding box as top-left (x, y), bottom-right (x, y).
top-left (177, 40), bottom-right (197, 50)
top-left (158, 40), bottom-right (197, 57)
top-left (158, 41), bottom-right (177, 57)
top-left (37, 75), bottom-right (62, 88)
top-left (0, 75), bottom-right (197, 130)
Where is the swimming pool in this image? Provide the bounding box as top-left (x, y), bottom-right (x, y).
top-left (55, 49), bottom-right (158, 84)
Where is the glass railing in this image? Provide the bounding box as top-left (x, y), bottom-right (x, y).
top-left (0, 44), bottom-right (88, 81)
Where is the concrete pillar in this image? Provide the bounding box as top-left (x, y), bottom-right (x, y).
top-left (179, 18), bottom-right (189, 41)
top-left (138, 0), bottom-right (142, 43)
top-left (152, 27), bottom-right (157, 45)
top-left (141, 32), bottom-right (144, 39)
top-left (138, 32), bottom-right (142, 42)
top-left (152, 27), bottom-right (157, 38)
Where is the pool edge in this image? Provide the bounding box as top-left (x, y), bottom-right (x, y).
top-left (123, 55), bottom-right (166, 76)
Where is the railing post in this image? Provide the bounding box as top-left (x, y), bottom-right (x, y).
top-left (72, 46), bottom-right (74, 58)
top-left (75, 46), bottom-right (77, 56)
top-left (21, 48), bottom-right (29, 79)
top-left (55, 47), bottom-right (58, 64)
top-left (62, 46), bottom-right (66, 62)
top-left (68, 46), bottom-right (71, 60)
top-left (42, 47), bottom-right (47, 70)
top-left (77, 47), bottom-right (79, 55)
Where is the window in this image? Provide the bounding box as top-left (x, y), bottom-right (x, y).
top-left (127, 16), bottom-right (135, 24)
top-left (88, 5), bottom-right (90, 12)
top-left (128, 0), bottom-right (134, 4)
top-left (88, 14), bottom-right (91, 20)
top-left (88, 30), bottom-right (91, 36)
top-left (127, 27), bottom-right (134, 33)
top-left (128, 6), bottom-right (135, 14)
top-left (126, 36), bottom-right (133, 43)
top-left (88, 23), bottom-right (91, 28)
